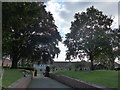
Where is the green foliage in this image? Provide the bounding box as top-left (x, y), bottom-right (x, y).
top-left (73, 61), bottom-right (86, 69)
top-left (17, 66), bottom-right (35, 71)
top-left (94, 27), bottom-right (120, 69)
top-left (65, 64), bottom-right (74, 70)
top-left (53, 70), bottom-right (119, 88)
top-left (50, 65), bottom-right (56, 70)
top-left (2, 2), bottom-right (42, 55)
top-left (37, 71), bottom-right (44, 74)
top-left (64, 6), bottom-right (114, 70)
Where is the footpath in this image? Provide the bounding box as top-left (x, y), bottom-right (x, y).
top-left (28, 74), bottom-right (74, 89)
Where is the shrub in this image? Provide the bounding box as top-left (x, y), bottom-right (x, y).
top-left (3, 66), bottom-right (10, 69)
top-left (17, 66), bottom-right (35, 71)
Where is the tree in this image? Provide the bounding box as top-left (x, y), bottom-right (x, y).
top-left (92, 26), bottom-right (120, 70)
top-left (50, 65), bottom-right (56, 71)
top-left (64, 6), bottom-right (113, 70)
top-left (106, 27), bottom-right (120, 69)
top-left (3, 2), bottom-right (45, 68)
top-left (20, 10), bottom-right (61, 64)
top-left (2, 2), bottom-right (61, 68)
top-left (94, 52), bottom-right (111, 69)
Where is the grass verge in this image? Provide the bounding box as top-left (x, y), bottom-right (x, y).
top-left (37, 71), bottom-right (44, 74)
top-left (2, 68), bottom-right (24, 87)
top-left (53, 70), bottom-right (119, 88)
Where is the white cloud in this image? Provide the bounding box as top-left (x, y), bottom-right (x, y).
top-left (54, 42), bottom-right (67, 61)
top-left (60, 0), bottom-right (119, 2)
top-left (45, 1), bottom-right (65, 23)
top-left (62, 26), bottom-right (70, 35)
top-left (111, 15), bottom-right (118, 29)
top-left (45, 0), bottom-right (71, 39)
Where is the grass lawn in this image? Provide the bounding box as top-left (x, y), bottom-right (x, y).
top-left (0, 79), bottom-right (1, 85)
top-left (37, 71), bottom-right (44, 74)
top-left (2, 68), bottom-right (24, 87)
top-left (53, 70), bottom-right (119, 88)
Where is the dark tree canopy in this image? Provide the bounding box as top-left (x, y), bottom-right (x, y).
top-left (2, 2), bottom-right (62, 68)
top-left (94, 26), bottom-right (120, 69)
top-left (21, 8), bottom-right (61, 64)
top-left (64, 6), bottom-right (114, 70)
top-left (3, 2), bottom-right (44, 55)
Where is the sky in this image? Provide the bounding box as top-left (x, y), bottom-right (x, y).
top-left (45, 0), bottom-right (119, 63)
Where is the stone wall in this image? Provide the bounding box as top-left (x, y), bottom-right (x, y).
top-left (49, 73), bottom-right (109, 90)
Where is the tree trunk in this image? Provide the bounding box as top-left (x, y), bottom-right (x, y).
top-left (110, 58), bottom-right (115, 70)
top-left (89, 54), bottom-right (94, 70)
top-left (91, 60), bottom-right (94, 70)
top-left (21, 59), bottom-right (24, 67)
top-left (11, 41), bottom-right (19, 69)
top-left (11, 60), bottom-right (18, 68)
top-left (11, 53), bottom-right (19, 69)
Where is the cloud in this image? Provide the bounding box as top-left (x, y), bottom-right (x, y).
top-left (45, 1), bottom-right (65, 23)
top-left (60, 2), bottom-right (118, 29)
top-left (60, 0), bottom-right (119, 2)
top-left (54, 42), bottom-right (67, 61)
top-left (111, 15), bottom-right (118, 29)
top-left (59, 2), bottom-right (92, 22)
top-left (45, 0), bottom-right (71, 38)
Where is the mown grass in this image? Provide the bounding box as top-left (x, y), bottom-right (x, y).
top-left (53, 70), bottom-right (119, 88)
top-left (2, 68), bottom-right (24, 87)
top-left (37, 71), bottom-right (44, 74)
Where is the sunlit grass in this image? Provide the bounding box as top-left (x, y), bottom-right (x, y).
top-left (2, 68), bottom-right (24, 87)
top-left (37, 71), bottom-right (44, 74)
top-left (53, 70), bottom-right (119, 88)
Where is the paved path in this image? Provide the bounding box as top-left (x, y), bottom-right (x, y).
top-left (28, 74), bottom-right (74, 89)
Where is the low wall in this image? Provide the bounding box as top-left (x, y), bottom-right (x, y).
top-left (49, 73), bottom-right (110, 90)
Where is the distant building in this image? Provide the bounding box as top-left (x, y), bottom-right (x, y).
top-left (53, 61), bottom-right (71, 68)
top-left (33, 61), bottom-right (51, 71)
top-left (33, 63), bottom-right (49, 71)
top-left (52, 61), bottom-right (91, 70)
top-left (2, 57), bottom-right (12, 67)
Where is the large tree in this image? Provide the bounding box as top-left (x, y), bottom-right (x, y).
top-left (105, 27), bottom-right (120, 69)
top-left (3, 2), bottom-right (43, 68)
top-left (2, 2), bottom-right (41, 55)
top-left (88, 26), bottom-right (120, 70)
top-left (64, 6), bottom-right (113, 70)
top-left (2, 2), bottom-right (61, 68)
top-left (20, 12), bottom-right (61, 64)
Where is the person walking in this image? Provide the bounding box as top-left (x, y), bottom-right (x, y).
top-left (44, 66), bottom-right (50, 77)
